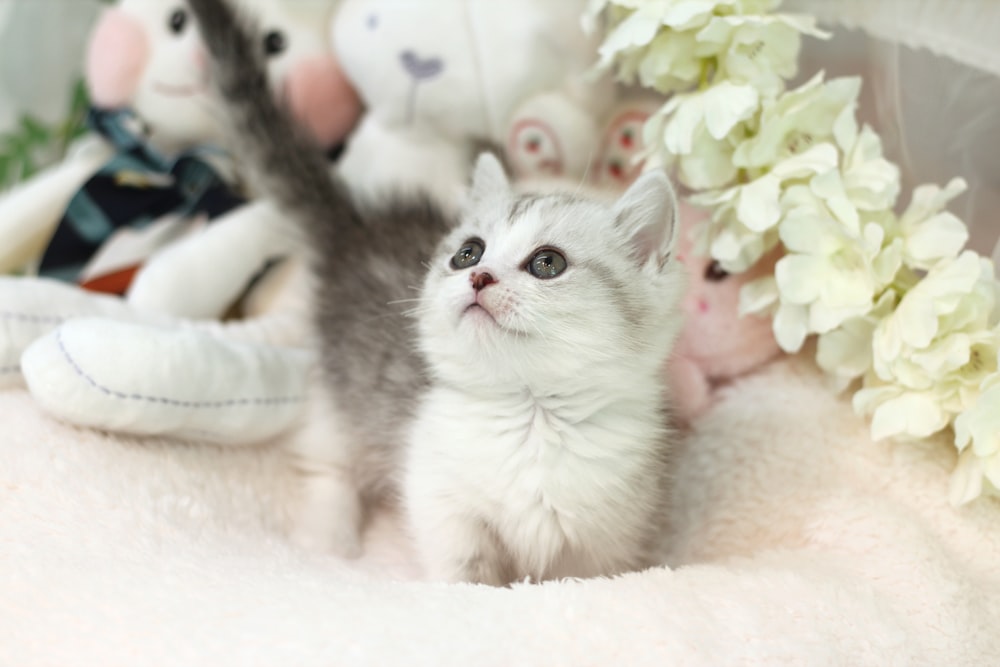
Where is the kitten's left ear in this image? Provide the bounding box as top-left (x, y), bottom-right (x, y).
top-left (468, 151), bottom-right (511, 208)
top-left (612, 169), bottom-right (678, 270)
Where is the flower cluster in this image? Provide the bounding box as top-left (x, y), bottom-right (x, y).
top-left (592, 0), bottom-right (1000, 504)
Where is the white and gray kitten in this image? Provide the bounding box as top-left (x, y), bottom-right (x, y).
top-left (188, 0), bottom-right (685, 585)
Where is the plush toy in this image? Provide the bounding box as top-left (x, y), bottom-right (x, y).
top-left (0, 263), bottom-right (314, 444)
top-left (0, 0), bottom-right (361, 442)
top-left (330, 0), bottom-right (607, 208)
top-left (0, 0), bottom-right (358, 308)
top-left (125, 0), bottom-right (361, 318)
top-left (667, 201), bottom-right (784, 424)
top-left (504, 87), bottom-right (662, 187)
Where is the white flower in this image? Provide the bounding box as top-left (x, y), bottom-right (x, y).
top-left (646, 82), bottom-right (759, 188)
top-left (591, 0), bottom-right (820, 98)
top-left (952, 371), bottom-right (1000, 507)
top-left (769, 181), bottom-right (900, 351)
top-left (894, 178), bottom-right (969, 270)
top-left (685, 143), bottom-right (839, 275)
top-left (873, 252), bottom-right (998, 383)
top-left (594, 1), bottom-right (721, 93)
top-left (732, 74), bottom-right (861, 170)
top-left (685, 75), bottom-right (870, 273)
top-left (815, 290), bottom-right (897, 388)
top-left (698, 14), bottom-right (828, 98)
top-left (832, 109), bottom-right (900, 212)
top-left (951, 373), bottom-right (1000, 505)
top-left (854, 252), bottom-right (1000, 441)
top-left (852, 382), bottom-right (953, 441)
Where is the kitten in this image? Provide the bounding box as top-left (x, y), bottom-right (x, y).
top-left (187, 0), bottom-right (685, 585)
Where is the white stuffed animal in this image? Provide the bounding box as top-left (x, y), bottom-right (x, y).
top-left (126, 0), bottom-right (361, 318)
top-left (0, 0), bottom-right (224, 278)
top-left (0, 265), bottom-right (314, 444)
top-left (0, 0), bottom-right (358, 304)
top-left (504, 87), bottom-right (665, 187)
top-left (0, 0), bottom-right (359, 443)
top-left (331, 0), bottom-right (608, 208)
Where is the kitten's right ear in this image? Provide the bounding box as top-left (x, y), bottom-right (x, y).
top-left (612, 169), bottom-right (679, 270)
top-left (468, 152), bottom-right (511, 207)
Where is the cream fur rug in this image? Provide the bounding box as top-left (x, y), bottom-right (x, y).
top-left (2, 354), bottom-right (1000, 666)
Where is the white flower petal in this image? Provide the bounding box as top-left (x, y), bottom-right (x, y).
top-left (904, 211), bottom-right (968, 267)
top-left (661, 1), bottom-right (720, 31)
top-left (775, 254), bottom-right (824, 305)
top-left (702, 83), bottom-right (759, 139)
top-left (773, 302), bottom-right (809, 352)
top-left (737, 174), bottom-right (782, 232)
top-left (739, 276), bottom-right (779, 316)
top-left (949, 448), bottom-right (985, 506)
top-left (900, 178), bottom-right (968, 228)
top-left (663, 96), bottom-right (703, 155)
top-left (869, 392), bottom-right (948, 440)
top-left (599, 11), bottom-right (662, 61)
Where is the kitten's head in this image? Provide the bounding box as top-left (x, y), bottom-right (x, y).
top-left (417, 153), bottom-right (686, 392)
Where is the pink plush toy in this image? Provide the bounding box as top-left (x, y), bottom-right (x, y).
top-left (667, 202), bottom-right (784, 424)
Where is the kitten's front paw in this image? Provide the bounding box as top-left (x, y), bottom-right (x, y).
top-left (289, 515), bottom-right (364, 559)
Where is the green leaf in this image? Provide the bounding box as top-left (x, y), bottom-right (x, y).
top-left (0, 154), bottom-right (11, 188)
top-left (20, 116), bottom-right (50, 144)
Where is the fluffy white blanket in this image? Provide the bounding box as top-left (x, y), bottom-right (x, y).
top-left (2, 355), bottom-right (999, 666)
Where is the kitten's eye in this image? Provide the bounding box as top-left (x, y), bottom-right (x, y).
top-left (527, 248), bottom-right (567, 279)
top-left (450, 239), bottom-right (485, 270)
top-left (168, 7), bottom-right (187, 34)
top-left (263, 30), bottom-right (287, 57)
top-left (704, 260), bottom-right (729, 282)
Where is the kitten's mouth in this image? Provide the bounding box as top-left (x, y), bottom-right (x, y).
top-left (463, 302), bottom-right (497, 322)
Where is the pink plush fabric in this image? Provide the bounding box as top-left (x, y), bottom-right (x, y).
top-left (85, 8), bottom-right (149, 108)
top-left (668, 202), bottom-right (783, 422)
top-left (284, 54), bottom-right (362, 149)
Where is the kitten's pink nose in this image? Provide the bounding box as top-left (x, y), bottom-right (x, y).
top-left (471, 271), bottom-right (496, 292)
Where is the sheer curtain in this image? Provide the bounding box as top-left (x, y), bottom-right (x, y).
top-left (788, 0), bottom-right (1000, 258)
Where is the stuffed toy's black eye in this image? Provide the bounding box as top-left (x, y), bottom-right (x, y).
top-left (263, 30), bottom-right (287, 57)
top-left (527, 248), bottom-right (567, 279)
top-left (451, 239), bottom-right (485, 270)
top-left (168, 8), bottom-right (187, 34)
top-left (704, 260), bottom-right (730, 282)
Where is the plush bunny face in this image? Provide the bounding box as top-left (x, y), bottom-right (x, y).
top-left (332, 0), bottom-right (596, 141)
top-left (673, 202), bottom-right (782, 381)
top-left (86, 0), bottom-right (358, 153)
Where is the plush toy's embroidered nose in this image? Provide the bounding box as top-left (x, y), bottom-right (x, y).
top-left (399, 50), bottom-right (444, 80)
top-left (471, 271), bottom-right (496, 292)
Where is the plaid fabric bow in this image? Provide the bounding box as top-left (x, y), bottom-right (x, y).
top-left (38, 107), bottom-right (246, 285)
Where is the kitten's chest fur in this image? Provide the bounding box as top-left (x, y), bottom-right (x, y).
top-left (408, 384), bottom-right (672, 576)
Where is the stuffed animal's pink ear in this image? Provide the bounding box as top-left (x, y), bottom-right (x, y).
top-left (284, 54), bottom-right (362, 149)
top-left (85, 8), bottom-right (149, 109)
